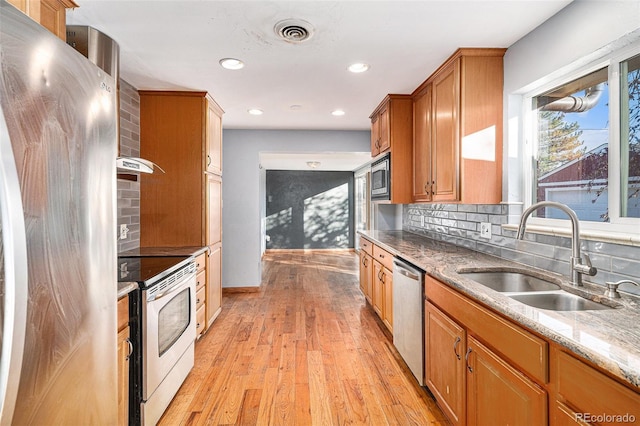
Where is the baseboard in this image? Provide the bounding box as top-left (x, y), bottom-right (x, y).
top-left (222, 286), bottom-right (262, 294)
top-left (264, 248), bottom-right (356, 254)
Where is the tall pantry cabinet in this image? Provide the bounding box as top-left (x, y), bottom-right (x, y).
top-left (139, 91), bottom-right (224, 335)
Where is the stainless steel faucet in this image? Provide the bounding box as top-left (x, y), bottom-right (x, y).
top-left (516, 201), bottom-right (597, 286)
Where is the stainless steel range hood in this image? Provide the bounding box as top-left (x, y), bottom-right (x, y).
top-left (66, 25), bottom-right (160, 174)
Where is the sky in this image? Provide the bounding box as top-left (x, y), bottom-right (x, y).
top-left (567, 84), bottom-right (609, 152)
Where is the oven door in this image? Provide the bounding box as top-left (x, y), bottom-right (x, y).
top-left (142, 271), bottom-right (196, 400)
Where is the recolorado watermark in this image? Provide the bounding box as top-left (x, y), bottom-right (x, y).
top-left (575, 413), bottom-right (636, 423)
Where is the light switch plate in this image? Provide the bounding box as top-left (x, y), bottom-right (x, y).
top-left (480, 222), bottom-right (491, 239)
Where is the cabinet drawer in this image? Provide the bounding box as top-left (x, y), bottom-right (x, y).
top-left (195, 252), bottom-right (207, 273)
top-left (555, 349), bottom-right (640, 421)
top-left (373, 245), bottom-right (394, 271)
top-left (196, 305), bottom-right (206, 335)
top-left (196, 286), bottom-right (206, 311)
top-left (196, 269), bottom-right (206, 291)
top-left (426, 275), bottom-right (548, 384)
top-left (117, 296), bottom-right (128, 332)
top-left (360, 237), bottom-right (373, 256)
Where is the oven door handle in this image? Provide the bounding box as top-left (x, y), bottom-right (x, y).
top-left (153, 275), bottom-right (194, 301)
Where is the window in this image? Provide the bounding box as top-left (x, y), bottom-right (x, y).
top-left (527, 47), bottom-right (640, 234)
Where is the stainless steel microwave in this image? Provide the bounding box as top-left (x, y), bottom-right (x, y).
top-left (371, 153), bottom-right (390, 201)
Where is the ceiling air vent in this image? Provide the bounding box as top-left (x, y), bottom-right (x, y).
top-left (274, 19), bottom-right (314, 43)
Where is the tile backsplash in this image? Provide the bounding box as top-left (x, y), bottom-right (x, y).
top-left (403, 203), bottom-right (640, 296)
top-left (117, 79), bottom-right (141, 253)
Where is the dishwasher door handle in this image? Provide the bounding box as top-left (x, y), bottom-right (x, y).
top-left (396, 267), bottom-right (420, 281)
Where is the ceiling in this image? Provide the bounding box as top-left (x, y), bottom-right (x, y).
top-left (66, 0), bottom-right (572, 170)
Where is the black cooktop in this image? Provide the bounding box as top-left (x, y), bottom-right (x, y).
top-left (117, 256), bottom-right (191, 287)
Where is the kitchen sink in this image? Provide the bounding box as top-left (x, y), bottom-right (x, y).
top-left (509, 292), bottom-right (614, 311)
top-left (459, 271), bottom-right (561, 293)
top-left (458, 269), bottom-right (617, 311)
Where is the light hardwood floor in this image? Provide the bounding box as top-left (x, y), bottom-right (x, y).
top-left (159, 250), bottom-right (449, 425)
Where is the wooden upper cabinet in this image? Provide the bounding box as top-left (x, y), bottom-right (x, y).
top-left (139, 91), bottom-right (224, 247)
top-left (413, 83), bottom-right (432, 202)
top-left (206, 97), bottom-right (223, 175)
top-left (369, 95), bottom-right (413, 204)
top-left (431, 59), bottom-right (460, 202)
top-left (370, 98), bottom-right (394, 157)
top-left (8, 0), bottom-right (78, 40)
top-left (411, 48), bottom-right (505, 204)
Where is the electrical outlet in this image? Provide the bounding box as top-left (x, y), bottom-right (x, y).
top-left (480, 222), bottom-right (491, 239)
top-left (120, 224), bottom-right (129, 240)
top-left (420, 216), bottom-right (425, 227)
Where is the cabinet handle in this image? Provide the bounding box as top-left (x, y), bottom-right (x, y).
top-left (381, 272), bottom-right (386, 283)
top-left (453, 336), bottom-right (461, 360)
top-left (465, 347), bottom-right (473, 373)
top-left (126, 338), bottom-right (134, 361)
top-left (197, 297), bottom-right (201, 304)
top-left (207, 155), bottom-right (212, 167)
top-left (378, 270), bottom-right (383, 281)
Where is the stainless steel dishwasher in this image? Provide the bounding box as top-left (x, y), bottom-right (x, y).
top-left (392, 258), bottom-right (425, 385)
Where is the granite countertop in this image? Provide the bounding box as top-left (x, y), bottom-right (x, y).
top-left (360, 230), bottom-right (640, 390)
top-left (118, 282), bottom-right (138, 299)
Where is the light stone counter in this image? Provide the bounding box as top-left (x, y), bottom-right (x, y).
top-left (360, 230), bottom-right (640, 390)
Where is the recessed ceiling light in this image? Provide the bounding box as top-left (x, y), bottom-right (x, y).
top-left (307, 161), bottom-right (321, 169)
top-left (248, 108), bottom-right (263, 115)
top-left (331, 109), bottom-right (345, 116)
top-left (348, 63), bottom-right (370, 73)
top-left (219, 58), bottom-right (245, 70)
top-left (290, 104), bottom-right (303, 111)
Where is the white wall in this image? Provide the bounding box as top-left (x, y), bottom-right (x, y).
top-left (222, 129), bottom-right (370, 288)
top-left (503, 0), bottom-right (640, 205)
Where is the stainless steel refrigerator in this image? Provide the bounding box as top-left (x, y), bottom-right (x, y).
top-left (0, 2), bottom-right (118, 423)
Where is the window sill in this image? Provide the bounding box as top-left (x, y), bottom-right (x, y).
top-left (502, 223), bottom-right (640, 247)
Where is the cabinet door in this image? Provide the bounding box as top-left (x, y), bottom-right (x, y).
top-left (378, 103), bottom-right (390, 153)
top-left (206, 174), bottom-right (222, 246)
top-left (372, 261), bottom-right (384, 317)
top-left (206, 244), bottom-right (222, 326)
top-left (371, 113), bottom-right (381, 156)
top-left (466, 336), bottom-right (547, 426)
top-left (206, 98), bottom-right (223, 175)
top-left (359, 251), bottom-right (373, 303)
top-left (117, 326), bottom-right (130, 426)
top-left (431, 59), bottom-right (460, 202)
top-left (425, 302), bottom-right (466, 426)
top-left (413, 84), bottom-right (432, 202)
top-left (382, 266), bottom-right (393, 332)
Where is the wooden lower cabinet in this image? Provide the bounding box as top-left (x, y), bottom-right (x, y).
top-left (358, 237), bottom-right (393, 332)
top-left (466, 336), bottom-right (547, 426)
top-left (359, 250), bottom-right (373, 303)
top-left (425, 273), bottom-right (640, 426)
top-left (207, 243), bottom-right (222, 327)
top-left (551, 347), bottom-right (640, 425)
top-left (372, 259), bottom-right (393, 332)
top-left (425, 275), bottom-right (548, 425)
top-left (117, 296), bottom-right (131, 426)
top-left (425, 301), bottom-right (466, 426)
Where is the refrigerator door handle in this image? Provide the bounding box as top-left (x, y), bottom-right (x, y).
top-left (0, 111), bottom-right (29, 425)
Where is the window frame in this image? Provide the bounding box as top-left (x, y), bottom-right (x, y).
top-left (522, 42), bottom-right (640, 238)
